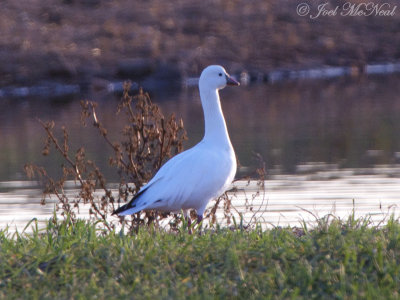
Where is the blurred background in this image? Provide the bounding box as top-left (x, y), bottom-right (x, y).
top-left (1, 0), bottom-right (400, 226)
top-left (1, 0), bottom-right (400, 86)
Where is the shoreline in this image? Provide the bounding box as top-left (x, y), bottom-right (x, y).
top-left (2, 168), bottom-right (400, 233)
top-left (1, 62), bottom-right (400, 99)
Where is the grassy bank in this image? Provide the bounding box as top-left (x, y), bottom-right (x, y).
top-left (1, 217), bottom-right (400, 299)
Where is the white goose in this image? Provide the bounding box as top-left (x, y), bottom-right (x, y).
top-left (113, 65), bottom-right (240, 223)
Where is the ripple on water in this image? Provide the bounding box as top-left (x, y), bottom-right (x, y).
top-left (1, 171), bottom-right (399, 233)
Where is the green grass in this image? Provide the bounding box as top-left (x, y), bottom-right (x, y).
top-left (1, 216), bottom-right (400, 299)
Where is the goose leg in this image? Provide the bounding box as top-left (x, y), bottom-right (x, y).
top-left (197, 215), bottom-right (203, 224)
top-left (196, 215), bottom-right (203, 235)
top-left (187, 216), bottom-right (192, 234)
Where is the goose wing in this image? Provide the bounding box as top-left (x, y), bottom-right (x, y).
top-left (113, 143), bottom-right (234, 216)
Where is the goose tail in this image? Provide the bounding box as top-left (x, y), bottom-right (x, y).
top-left (112, 188), bottom-right (147, 216)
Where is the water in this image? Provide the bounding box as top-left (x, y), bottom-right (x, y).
top-left (1, 74), bottom-right (400, 230)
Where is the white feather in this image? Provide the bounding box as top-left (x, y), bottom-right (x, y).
top-left (116, 65), bottom-right (239, 217)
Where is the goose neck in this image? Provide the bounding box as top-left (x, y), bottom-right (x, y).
top-left (199, 87), bottom-right (232, 146)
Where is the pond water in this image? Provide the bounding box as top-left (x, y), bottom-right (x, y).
top-left (1, 73), bottom-right (400, 230)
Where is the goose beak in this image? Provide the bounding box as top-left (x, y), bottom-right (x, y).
top-left (226, 74), bottom-right (240, 86)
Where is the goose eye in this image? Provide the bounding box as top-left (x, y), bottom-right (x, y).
top-left (218, 73), bottom-right (222, 77)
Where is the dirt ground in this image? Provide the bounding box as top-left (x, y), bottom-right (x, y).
top-left (0, 0), bottom-right (399, 87)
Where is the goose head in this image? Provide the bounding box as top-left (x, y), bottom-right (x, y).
top-left (199, 65), bottom-right (240, 91)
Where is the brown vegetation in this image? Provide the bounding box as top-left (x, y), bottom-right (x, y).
top-left (25, 85), bottom-right (188, 231)
top-left (1, 0), bottom-right (399, 86)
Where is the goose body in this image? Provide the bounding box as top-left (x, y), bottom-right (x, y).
top-left (113, 65), bottom-right (239, 220)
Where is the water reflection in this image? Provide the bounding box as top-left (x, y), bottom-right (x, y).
top-left (1, 75), bottom-right (400, 229)
top-left (2, 74), bottom-right (400, 182)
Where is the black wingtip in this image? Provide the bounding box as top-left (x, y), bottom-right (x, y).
top-left (112, 186), bottom-right (147, 216)
top-left (112, 204), bottom-right (127, 216)
top-left (112, 202), bottom-right (138, 216)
